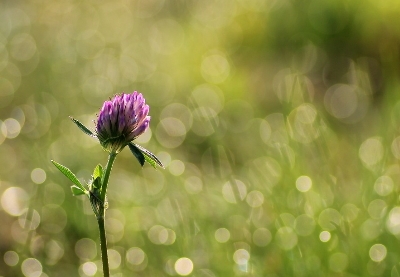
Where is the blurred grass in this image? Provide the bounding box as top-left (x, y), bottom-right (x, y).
top-left (1, 0), bottom-right (400, 276)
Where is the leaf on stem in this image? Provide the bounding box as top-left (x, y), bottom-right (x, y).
top-left (93, 164), bottom-right (103, 180)
top-left (71, 185), bottom-right (87, 196)
top-left (129, 143), bottom-right (164, 169)
top-left (51, 160), bottom-right (87, 193)
top-left (128, 143), bottom-right (145, 166)
top-left (69, 116), bottom-right (96, 138)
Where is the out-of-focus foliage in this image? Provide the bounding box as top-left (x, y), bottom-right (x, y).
top-left (1, 0), bottom-right (400, 276)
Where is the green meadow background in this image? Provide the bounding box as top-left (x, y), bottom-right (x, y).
top-left (1, 0), bottom-right (400, 276)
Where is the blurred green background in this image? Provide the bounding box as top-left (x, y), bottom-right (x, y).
top-left (1, 0), bottom-right (400, 276)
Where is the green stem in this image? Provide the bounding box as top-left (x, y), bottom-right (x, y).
top-left (101, 152), bottom-right (117, 202)
top-left (97, 213), bottom-right (109, 277)
top-left (97, 152), bottom-right (117, 277)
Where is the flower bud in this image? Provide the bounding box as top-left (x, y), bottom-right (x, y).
top-left (96, 92), bottom-right (150, 153)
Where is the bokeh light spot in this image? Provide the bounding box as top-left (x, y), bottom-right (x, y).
top-left (10, 33), bottom-right (36, 61)
top-left (4, 250), bottom-right (19, 266)
top-left (259, 119), bottom-right (271, 144)
top-left (252, 228), bottom-right (272, 247)
top-left (156, 117), bottom-right (186, 148)
top-left (276, 227), bottom-right (298, 250)
top-left (149, 18), bottom-right (184, 55)
top-left (233, 249), bottom-right (250, 265)
top-left (369, 244), bottom-right (387, 262)
top-left (1, 186), bottom-right (29, 216)
top-left (169, 160), bottom-right (185, 176)
top-left (45, 239), bottom-right (64, 265)
top-left (191, 84), bottom-right (224, 114)
top-left (18, 209), bottom-right (40, 230)
top-left (201, 53), bottom-right (230, 84)
top-left (0, 120), bottom-right (7, 144)
top-left (368, 199), bottom-right (387, 219)
top-left (107, 249), bottom-right (121, 270)
top-left (361, 219), bottom-right (381, 241)
top-left (294, 214), bottom-right (316, 236)
top-left (319, 231), bottom-right (331, 242)
top-left (318, 208), bottom-right (341, 231)
top-left (126, 247), bottom-right (146, 266)
top-left (184, 176), bottom-right (203, 194)
top-left (324, 84), bottom-right (358, 119)
top-left (21, 258), bottom-right (42, 277)
top-left (222, 179), bottom-right (247, 203)
top-left (41, 204), bottom-right (67, 233)
top-left (75, 238), bottom-right (97, 261)
top-left (160, 103), bottom-right (193, 130)
top-left (43, 182), bottom-right (65, 206)
top-left (105, 217), bottom-right (125, 244)
top-left (246, 190), bottom-right (264, 208)
top-left (148, 225), bottom-right (169, 245)
top-left (341, 203), bottom-right (359, 222)
top-left (391, 136), bottom-right (400, 159)
top-left (175, 257), bottom-right (194, 276)
top-left (31, 168), bottom-right (46, 184)
top-left (215, 228), bottom-right (230, 243)
top-left (4, 118), bottom-right (21, 139)
top-left (374, 175), bottom-right (394, 196)
top-left (287, 104), bottom-right (320, 143)
top-left (191, 107), bottom-right (218, 136)
top-left (386, 207), bottom-right (400, 235)
top-left (296, 175), bottom-right (312, 192)
top-left (81, 262), bottom-right (97, 276)
top-left (359, 137), bottom-right (384, 168)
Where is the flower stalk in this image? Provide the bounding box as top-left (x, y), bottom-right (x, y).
top-left (97, 211), bottom-right (109, 277)
top-left (97, 152), bottom-right (117, 277)
top-left (51, 91), bottom-right (163, 277)
top-left (100, 152), bottom-right (117, 202)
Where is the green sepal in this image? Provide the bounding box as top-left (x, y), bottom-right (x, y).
top-left (71, 185), bottom-right (87, 196)
top-left (69, 116), bottom-right (96, 138)
top-left (128, 143), bottom-right (145, 166)
top-left (93, 164), bottom-right (103, 181)
top-left (129, 143), bottom-right (164, 169)
top-left (51, 160), bottom-right (87, 192)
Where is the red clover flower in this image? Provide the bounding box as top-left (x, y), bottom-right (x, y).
top-left (52, 90), bottom-right (163, 277)
top-left (96, 92), bottom-right (150, 153)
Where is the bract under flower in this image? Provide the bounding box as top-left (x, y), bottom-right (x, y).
top-left (96, 92), bottom-right (150, 153)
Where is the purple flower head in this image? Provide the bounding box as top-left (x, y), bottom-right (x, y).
top-left (96, 92), bottom-right (150, 153)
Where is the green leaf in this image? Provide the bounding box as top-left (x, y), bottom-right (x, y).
top-left (92, 176), bottom-right (102, 189)
top-left (93, 164), bottom-right (103, 180)
top-left (128, 143), bottom-right (145, 166)
top-left (130, 143), bottom-right (164, 169)
top-left (71, 185), bottom-right (87, 196)
top-left (69, 116), bottom-right (96, 138)
top-left (51, 160), bottom-right (87, 191)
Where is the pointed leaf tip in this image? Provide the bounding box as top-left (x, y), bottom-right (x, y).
top-left (69, 116), bottom-right (96, 138)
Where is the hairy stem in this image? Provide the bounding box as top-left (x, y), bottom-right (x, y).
top-left (101, 152), bottom-right (117, 201)
top-left (97, 212), bottom-right (109, 277)
top-left (97, 152), bottom-right (117, 277)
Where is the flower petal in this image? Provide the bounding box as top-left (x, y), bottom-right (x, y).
top-left (95, 91), bottom-right (152, 153)
top-left (127, 117), bottom-right (150, 141)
